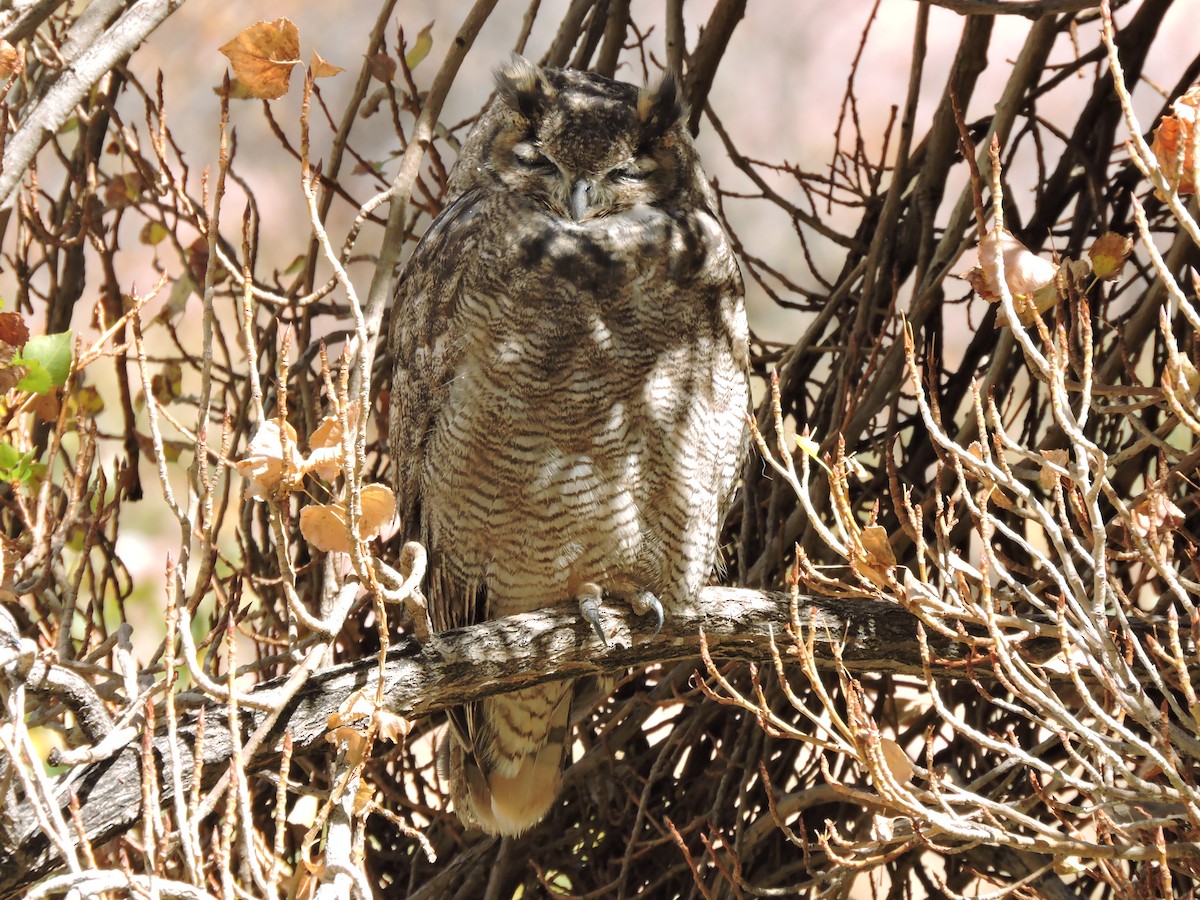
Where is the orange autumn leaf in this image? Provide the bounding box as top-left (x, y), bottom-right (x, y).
top-left (219, 18), bottom-right (301, 100)
top-left (0, 40), bottom-right (22, 78)
top-left (1151, 84), bottom-right (1199, 196)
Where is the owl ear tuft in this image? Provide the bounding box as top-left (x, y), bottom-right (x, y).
top-left (495, 55), bottom-right (551, 123)
top-left (637, 72), bottom-right (685, 141)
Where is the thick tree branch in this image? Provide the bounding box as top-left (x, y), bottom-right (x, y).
top-left (0, 0), bottom-right (186, 207)
top-left (0, 585), bottom-right (1057, 895)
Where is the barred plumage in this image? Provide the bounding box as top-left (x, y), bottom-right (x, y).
top-left (388, 58), bottom-right (750, 835)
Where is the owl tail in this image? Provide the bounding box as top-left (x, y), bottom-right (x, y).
top-left (443, 679), bottom-right (574, 836)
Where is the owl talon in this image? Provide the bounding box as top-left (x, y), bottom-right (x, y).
top-left (632, 591), bottom-right (664, 636)
top-left (577, 583), bottom-right (607, 646)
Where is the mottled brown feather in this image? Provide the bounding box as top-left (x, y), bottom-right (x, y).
top-left (388, 59), bottom-right (750, 835)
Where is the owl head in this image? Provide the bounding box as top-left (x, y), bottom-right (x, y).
top-left (451, 57), bottom-right (710, 221)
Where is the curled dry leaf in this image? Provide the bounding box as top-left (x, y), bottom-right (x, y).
top-left (326, 689), bottom-right (374, 762)
top-left (325, 688), bottom-right (410, 763)
top-left (1129, 490), bottom-right (1185, 540)
top-left (310, 50), bottom-right (343, 79)
top-left (218, 18), bottom-right (301, 100)
top-left (1087, 231), bottom-right (1133, 281)
top-left (235, 420), bottom-right (303, 500)
top-left (0, 40), bottom-right (22, 78)
top-left (353, 779), bottom-right (375, 816)
top-left (856, 524), bottom-right (897, 589)
top-left (376, 707), bottom-right (412, 744)
top-left (305, 403), bottom-right (359, 481)
top-left (1151, 84), bottom-right (1199, 196)
top-left (366, 52), bottom-right (397, 83)
top-left (299, 483), bottom-right (397, 553)
top-left (1038, 448), bottom-right (1070, 490)
top-left (971, 227), bottom-right (1058, 301)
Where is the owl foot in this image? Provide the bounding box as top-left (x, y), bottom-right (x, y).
top-left (630, 591), bottom-right (664, 636)
top-left (577, 582), bottom-right (607, 645)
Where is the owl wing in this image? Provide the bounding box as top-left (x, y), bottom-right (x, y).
top-left (388, 188), bottom-right (487, 632)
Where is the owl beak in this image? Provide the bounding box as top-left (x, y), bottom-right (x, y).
top-left (569, 177), bottom-right (598, 221)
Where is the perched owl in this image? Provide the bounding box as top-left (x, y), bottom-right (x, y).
top-left (388, 57), bottom-right (750, 836)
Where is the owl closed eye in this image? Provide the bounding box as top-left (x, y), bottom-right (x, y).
top-left (482, 57), bottom-right (692, 221)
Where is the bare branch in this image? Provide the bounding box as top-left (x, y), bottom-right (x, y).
top-left (0, 0), bottom-right (186, 207)
top-left (0, 585), bottom-right (1026, 896)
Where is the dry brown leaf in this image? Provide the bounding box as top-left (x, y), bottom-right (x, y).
top-left (304, 446), bottom-right (342, 482)
top-left (29, 389), bottom-right (60, 424)
top-left (0, 41), bottom-right (22, 79)
top-left (1088, 231), bottom-right (1133, 281)
top-left (219, 18), bottom-right (301, 100)
top-left (860, 525), bottom-right (896, 568)
top-left (1038, 449), bottom-right (1069, 490)
top-left (1151, 84), bottom-right (1200, 196)
top-left (299, 503), bottom-right (352, 553)
top-left (1130, 490), bottom-right (1185, 539)
top-left (857, 524), bottom-right (897, 589)
top-left (299, 483), bottom-right (397, 552)
top-left (353, 779), bottom-right (375, 816)
top-left (360, 483), bottom-right (397, 537)
top-left (377, 708), bottom-right (412, 744)
top-left (366, 52), bottom-right (397, 83)
top-left (311, 50), bottom-right (343, 79)
top-left (235, 420), bottom-right (302, 500)
top-left (962, 267), bottom-right (994, 300)
top-left (326, 689), bottom-right (374, 761)
top-left (305, 404), bottom-right (359, 480)
top-left (976, 228), bottom-right (1058, 300)
top-left (879, 738), bottom-right (915, 785)
top-left (0, 312), bottom-right (29, 349)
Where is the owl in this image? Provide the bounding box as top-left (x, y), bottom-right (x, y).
top-left (388, 57), bottom-right (750, 836)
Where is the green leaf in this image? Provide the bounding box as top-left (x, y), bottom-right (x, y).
top-left (15, 359), bottom-right (51, 394)
top-left (14, 331), bottom-right (73, 393)
top-left (0, 441), bottom-right (38, 485)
